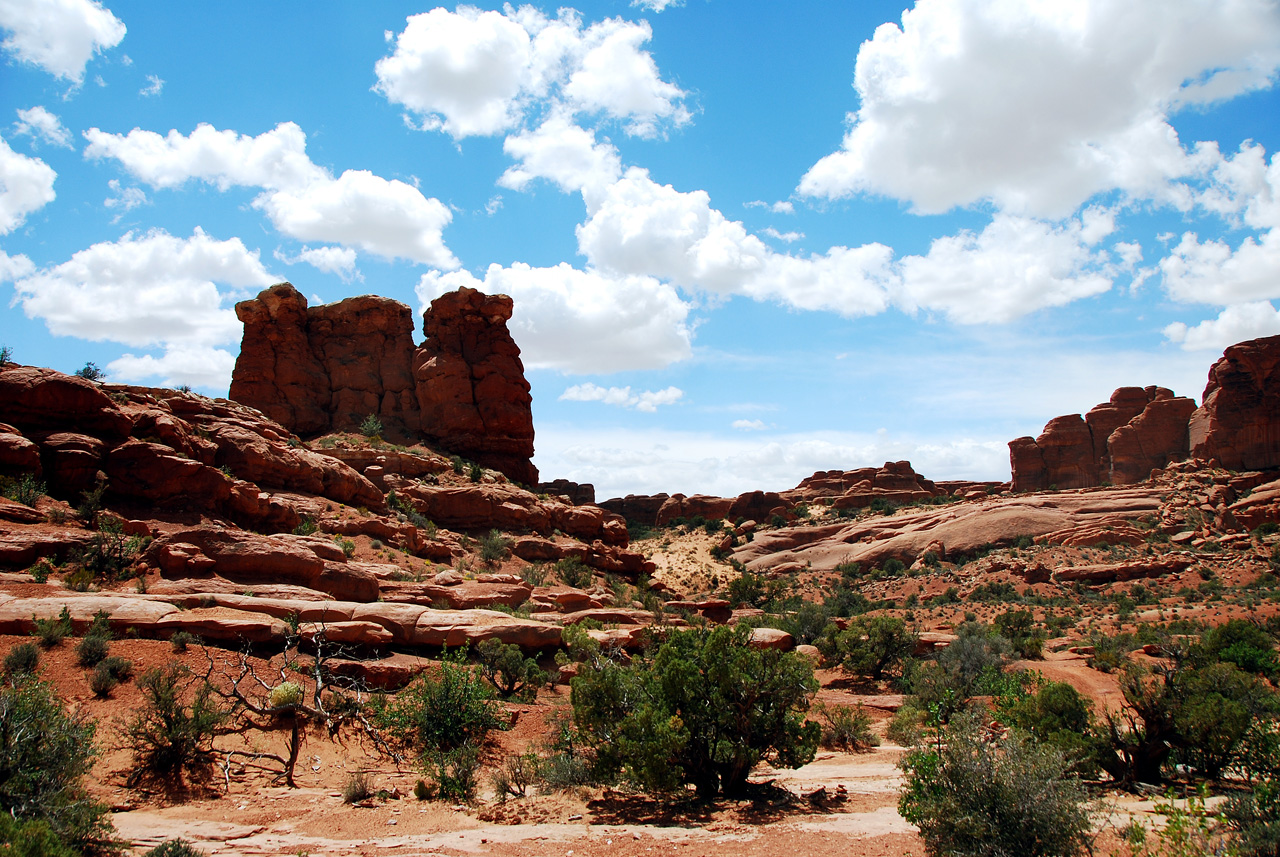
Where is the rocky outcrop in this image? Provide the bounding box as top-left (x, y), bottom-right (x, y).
top-left (538, 479), bottom-right (596, 505)
top-left (1189, 334), bottom-right (1280, 472)
top-left (414, 288), bottom-right (537, 485)
top-left (1010, 387), bottom-right (1196, 491)
top-left (231, 284), bottom-right (538, 485)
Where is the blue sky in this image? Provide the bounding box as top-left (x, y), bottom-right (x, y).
top-left (3, 0), bottom-right (1280, 500)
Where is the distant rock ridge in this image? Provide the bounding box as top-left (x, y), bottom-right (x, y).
top-left (230, 283), bottom-right (537, 485)
top-left (599, 461), bottom-right (1001, 527)
top-left (1009, 333), bottom-right (1280, 491)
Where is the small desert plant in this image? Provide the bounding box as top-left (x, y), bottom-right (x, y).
top-left (73, 362), bottom-right (105, 381)
top-left (359, 414), bottom-right (383, 439)
top-left (342, 771), bottom-right (375, 804)
top-left (450, 455), bottom-right (464, 474)
top-left (268, 681), bottom-right (304, 710)
top-left (0, 474), bottom-right (45, 507)
top-left (88, 664), bottom-right (118, 698)
top-left (492, 752), bottom-right (540, 801)
top-left (169, 631), bottom-right (197, 653)
top-left (520, 563), bottom-right (548, 587)
top-left (429, 745), bottom-right (481, 802)
top-left (816, 702), bottom-right (879, 752)
top-left (469, 462), bottom-right (483, 483)
top-left (899, 713), bottom-right (1092, 857)
top-left (292, 516), bottom-right (318, 536)
top-left (0, 345), bottom-right (11, 366)
top-left (122, 664), bottom-right (227, 788)
top-left (555, 556), bottom-right (592, 589)
top-left (32, 607), bottom-right (72, 649)
top-left (75, 634), bottom-right (109, 668)
top-left (337, 537), bottom-right (356, 559)
top-left (479, 530), bottom-right (512, 566)
top-left (27, 558), bottom-right (53, 584)
top-left (144, 840), bottom-right (208, 857)
top-left (3, 643), bottom-right (39, 676)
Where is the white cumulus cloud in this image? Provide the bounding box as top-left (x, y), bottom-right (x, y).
top-left (895, 213), bottom-right (1115, 323)
top-left (13, 106), bottom-right (72, 148)
top-left (274, 244), bottom-right (360, 283)
top-left (83, 122), bottom-right (458, 268)
top-left (0, 0), bottom-right (125, 83)
top-left (0, 133), bottom-right (56, 234)
top-left (10, 228), bottom-right (275, 388)
top-left (1164, 301), bottom-right (1280, 351)
top-left (375, 6), bottom-right (688, 140)
top-left (1160, 230), bottom-right (1280, 305)
top-left (138, 73), bottom-right (162, 96)
top-left (798, 0), bottom-right (1280, 217)
top-left (416, 262), bottom-right (692, 374)
top-left (559, 382), bottom-right (684, 412)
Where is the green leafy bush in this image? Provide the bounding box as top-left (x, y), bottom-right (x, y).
top-left (0, 676), bottom-right (113, 851)
top-left (1001, 680), bottom-right (1099, 776)
top-left (571, 623), bottom-right (820, 798)
top-left (143, 839), bottom-right (208, 857)
top-left (476, 639), bottom-right (544, 700)
top-left (817, 615), bottom-right (917, 681)
top-left (374, 650), bottom-right (506, 763)
top-left (122, 664), bottom-right (227, 788)
top-left (479, 530), bottom-right (512, 566)
top-left (3, 644), bottom-right (38, 677)
top-left (899, 714), bottom-right (1092, 857)
top-left (359, 414), bottom-right (383, 438)
top-left (1197, 619), bottom-right (1279, 678)
top-left (75, 634), bottom-right (109, 668)
top-left (815, 702), bottom-right (878, 752)
top-left (32, 607), bottom-right (72, 649)
top-left (0, 474), bottom-right (45, 508)
top-left (555, 557), bottom-right (591, 589)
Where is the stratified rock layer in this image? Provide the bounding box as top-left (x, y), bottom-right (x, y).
top-left (231, 283), bottom-right (536, 484)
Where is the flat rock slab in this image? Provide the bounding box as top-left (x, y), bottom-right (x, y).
top-left (112, 812), bottom-right (265, 848)
top-left (0, 594), bottom-right (177, 635)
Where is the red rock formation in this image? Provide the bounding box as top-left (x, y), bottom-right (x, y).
top-left (1108, 394), bottom-right (1198, 484)
top-left (231, 283), bottom-right (538, 485)
top-left (1010, 386), bottom-right (1197, 491)
top-left (414, 288), bottom-right (537, 485)
top-left (230, 283), bottom-right (331, 435)
top-left (1189, 333), bottom-right (1280, 471)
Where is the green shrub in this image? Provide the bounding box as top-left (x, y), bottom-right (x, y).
top-left (0, 474), bottom-right (45, 507)
top-left (87, 664), bottom-right (117, 698)
top-left (122, 664), bottom-right (227, 788)
top-left (428, 745), bottom-right (481, 802)
top-left (1197, 619), bottom-right (1279, 678)
top-left (0, 813), bottom-right (76, 857)
top-left (1001, 681), bottom-right (1099, 775)
top-left (73, 362), bottom-right (104, 381)
top-left (32, 607), bottom-right (72, 649)
top-left (492, 752), bottom-right (540, 801)
top-left (267, 681), bottom-right (304, 710)
top-left (479, 530), bottom-right (512, 566)
top-left (169, 631), bottom-right (196, 653)
top-left (292, 516), bottom-right (318, 536)
top-left (571, 623), bottom-right (820, 798)
top-left (909, 623), bottom-right (1011, 721)
top-left (375, 650), bottom-right (506, 762)
top-left (994, 609), bottom-right (1045, 660)
top-left (144, 839), bottom-right (208, 857)
top-left (555, 557), bottom-right (592, 589)
top-left (899, 714), bottom-right (1092, 857)
top-left (815, 702), bottom-right (878, 752)
top-left (886, 702), bottom-right (927, 747)
top-left (1225, 779), bottom-right (1280, 857)
top-left (818, 615), bottom-right (916, 681)
top-left (476, 639), bottom-right (544, 700)
top-left (75, 634), bottom-right (109, 668)
top-left (520, 563), bottom-right (548, 587)
top-left (469, 462), bottom-right (483, 483)
top-left (359, 414), bottom-right (383, 438)
top-left (0, 676), bottom-right (113, 850)
top-left (3, 644), bottom-right (38, 677)
top-left (777, 602), bottom-right (836, 646)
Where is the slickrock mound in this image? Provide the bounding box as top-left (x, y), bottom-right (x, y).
top-left (414, 287), bottom-right (537, 485)
top-left (1190, 333), bottom-right (1280, 471)
top-left (231, 283), bottom-right (538, 485)
top-left (732, 487), bottom-right (1167, 574)
top-left (1010, 386), bottom-right (1196, 491)
top-left (539, 479), bottom-right (596, 505)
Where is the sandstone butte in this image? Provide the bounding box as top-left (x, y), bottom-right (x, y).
top-left (231, 282), bottom-right (538, 486)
